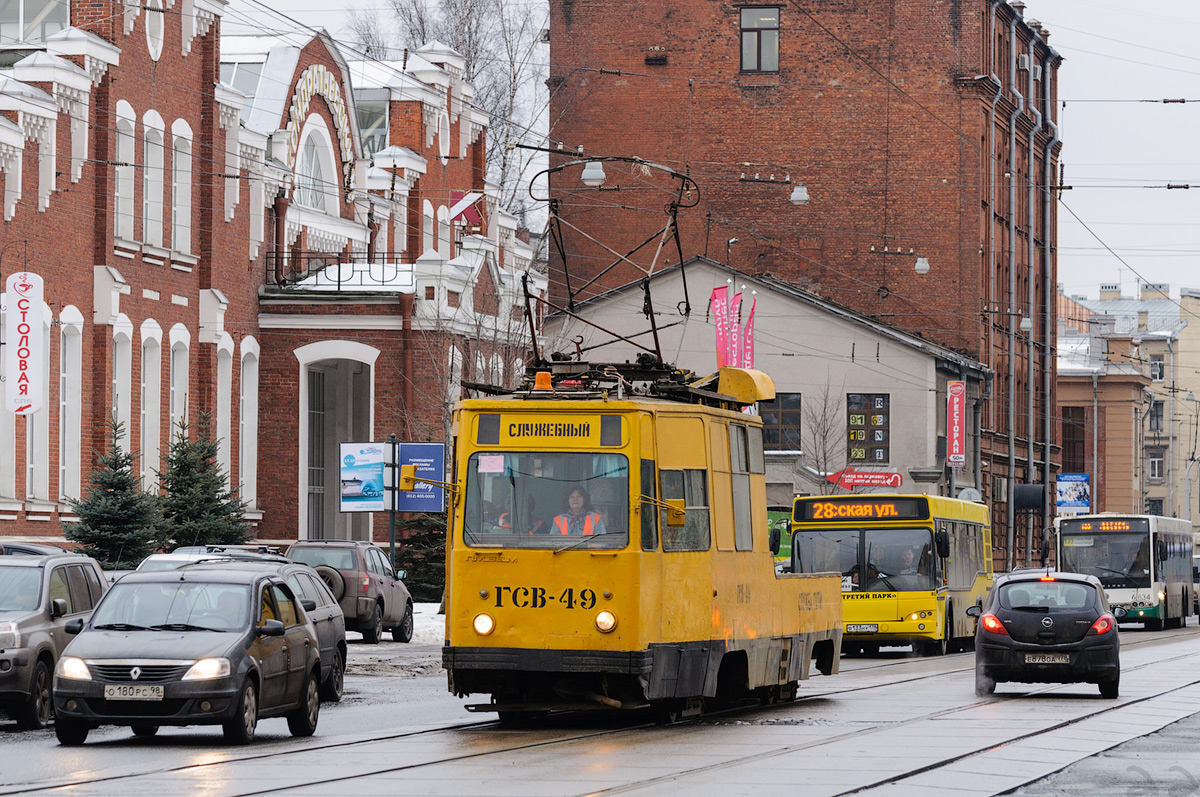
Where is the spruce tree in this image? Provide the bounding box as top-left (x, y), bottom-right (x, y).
top-left (395, 513), bottom-right (446, 602)
top-left (65, 417), bottom-right (160, 569)
top-left (155, 412), bottom-right (251, 550)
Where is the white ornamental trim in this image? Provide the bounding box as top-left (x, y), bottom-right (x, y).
top-left (285, 65), bottom-right (356, 201)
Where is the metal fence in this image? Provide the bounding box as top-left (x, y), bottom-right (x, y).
top-left (265, 251), bottom-right (417, 291)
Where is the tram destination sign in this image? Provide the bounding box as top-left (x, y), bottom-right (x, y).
top-left (795, 496), bottom-right (929, 522)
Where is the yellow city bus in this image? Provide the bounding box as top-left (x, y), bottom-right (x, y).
top-left (422, 363), bottom-right (843, 722)
top-left (789, 494), bottom-right (993, 656)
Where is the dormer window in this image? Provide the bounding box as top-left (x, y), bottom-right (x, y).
top-left (0, 0), bottom-right (69, 44)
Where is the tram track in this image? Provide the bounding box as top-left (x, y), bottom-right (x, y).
top-left (2, 626), bottom-right (1196, 796)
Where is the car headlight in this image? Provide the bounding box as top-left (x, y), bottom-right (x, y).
top-left (0, 621), bottom-right (18, 650)
top-left (473, 613), bottom-right (495, 636)
top-left (182, 658), bottom-right (231, 681)
top-left (56, 656), bottom-right (91, 681)
top-left (595, 610), bottom-right (617, 633)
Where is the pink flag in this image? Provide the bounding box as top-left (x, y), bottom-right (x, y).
top-left (743, 297), bottom-right (756, 368)
top-left (711, 286), bottom-right (729, 367)
top-left (729, 292), bottom-right (743, 367)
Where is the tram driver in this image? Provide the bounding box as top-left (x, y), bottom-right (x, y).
top-left (553, 487), bottom-right (608, 536)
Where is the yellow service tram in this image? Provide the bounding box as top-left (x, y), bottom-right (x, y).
top-left (427, 362), bottom-right (842, 721)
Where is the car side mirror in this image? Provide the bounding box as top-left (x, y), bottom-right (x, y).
top-left (965, 605), bottom-right (982, 618)
top-left (49, 598), bottom-right (67, 619)
top-left (257, 619), bottom-right (286, 637)
top-left (300, 599), bottom-right (317, 612)
top-left (395, 569), bottom-right (407, 580)
top-left (65, 617), bottom-right (84, 634)
top-left (935, 530), bottom-right (950, 559)
top-left (769, 526), bottom-right (781, 556)
top-left (1113, 606), bottom-right (1128, 619)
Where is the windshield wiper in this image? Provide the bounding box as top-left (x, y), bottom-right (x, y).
top-left (149, 623), bottom-right (222, 632)
top-left (554, 531), bottom-right (622, 554)
top-left (93, 623), bottom-right (152, 631)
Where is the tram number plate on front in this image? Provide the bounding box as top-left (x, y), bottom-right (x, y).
top-left (1024, 653), bottom-right (1069, 665)
top-left (103, 684), bottom-right (163, 701)
top-left (846, 624), bottom-right (878, 634)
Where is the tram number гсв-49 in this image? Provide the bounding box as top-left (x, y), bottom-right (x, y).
top-left (492, 586), bottom-right (599, 609)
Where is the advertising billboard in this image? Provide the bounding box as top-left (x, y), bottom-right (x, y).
top-left (1056, 474), bottom-right (1091, 516)
top-left (339, 441), bottom-right (446, 514)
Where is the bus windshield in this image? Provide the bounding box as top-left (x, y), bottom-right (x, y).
top-left (792, 527), bottom-right (936, 592)
top-left (463, 452), bottom-right (629, 549)
top-left (1059, 532), bottom-right (1151, 589)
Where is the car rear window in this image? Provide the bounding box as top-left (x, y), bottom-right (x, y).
top-left (289, 547), bottom-right (356, 570)
top-left (1000, 581), bottom-right (1095, 610)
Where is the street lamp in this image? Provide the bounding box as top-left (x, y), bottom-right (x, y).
top-left (580, 161), bottom-right (606, 187)
top-left (789, 183), bottom-right (810, 205)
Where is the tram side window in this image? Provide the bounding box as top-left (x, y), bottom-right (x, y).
top-left (660, 468), bottom-right (710, 552)
top-left (730, 424), bottom-right (753, 551)
top-left (641, 458), bottom-right (658, 551)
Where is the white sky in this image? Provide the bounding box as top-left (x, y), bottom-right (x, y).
top-left (227, 0), bottom-right (1200, 302)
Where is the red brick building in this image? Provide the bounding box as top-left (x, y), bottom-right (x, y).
top-left (548, 0), bottom-right (1061, 569)
top-left (0, 6), bottom-right (542, 545)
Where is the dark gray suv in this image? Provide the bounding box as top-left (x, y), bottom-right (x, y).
top-left (0, 553), bottom-right (108, 728)
top-left (287, 541), bottom-right (414, 644)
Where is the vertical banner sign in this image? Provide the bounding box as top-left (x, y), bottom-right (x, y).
top-left (743, 296), bottom-right (757, 369)
top-left (729, 291), bottom-right (743, 368)
top-left (711, 286), bottom-right (729, 367)
top-left (396, 442), bottom-right (446, 512)
top-left (338, 442), bottom-right (388, 513)
top-left (946, 381), bottom-right (966, 467)
top-left (5, 271), bottom-right (43, 415)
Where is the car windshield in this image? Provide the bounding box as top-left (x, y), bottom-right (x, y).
top-left (999, 580), bottom-right (1095, 611)
top-left (1059, 532), bottom-right (1152, 589)
top-left (91, 581), bottom-right (250, 632)
top-left (0, 566), bottom-right (42, 613)
top-left (462, 452), bottom-right (629, 550)
top-left (289, 547), bottom-right (356, 570)
top-left (792, 527), bottom-right (937, 593)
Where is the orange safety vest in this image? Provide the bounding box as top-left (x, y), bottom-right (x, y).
top-left (554, 512), bottom-right (600, 535)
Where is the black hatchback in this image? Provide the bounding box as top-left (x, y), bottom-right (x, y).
top-left (52, 569), bottom-right (321, 745)
top-left (968, 571), bottom-right (1126, 698)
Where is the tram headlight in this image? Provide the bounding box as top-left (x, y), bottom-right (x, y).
top-left (595, 610), bottom-right (617, 633)
top-left (473, 613), bottom-right (495, 636)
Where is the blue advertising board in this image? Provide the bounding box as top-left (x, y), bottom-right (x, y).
top-left (338, 442), bottom-right (388, 513)
top-left (396, 442), bottom-right (446, 512)
top-left (1056, 474), bottom-right (1090, 516)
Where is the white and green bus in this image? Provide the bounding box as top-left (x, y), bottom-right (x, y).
top-left (1057, 514), bottom-right (1194, 630)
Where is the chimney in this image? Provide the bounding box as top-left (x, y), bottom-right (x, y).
top-left (1140, 282), bottom-right (1170, 300)
top-left (1098, 283), bottom-right (1123, 301)
top-left (1137, 310), bottom-right (1149, 332)
top-left (1010, 0), bottom-right (1026, 14)
top-left (1105, 335), bottom-right (1135, 365)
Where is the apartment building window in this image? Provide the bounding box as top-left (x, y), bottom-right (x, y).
top-left (1150, 354), bottom-right (1165, 382)
top-left (1062, 406), bottom-right (1087, 473)
top-left (171, 122), bottom-right (193, 254)
top-left (760, 392), bottom-right (801, 450)
top-left (740, 8), bottom-right (779, 73)
top-left (1149, 400), bottom-right (1164, 433)
top-left (1146, 498), bottom-right (1164, 516)
top-left (1149, 450), bottom-right (1164, 481)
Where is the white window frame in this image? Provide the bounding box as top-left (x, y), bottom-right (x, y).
top-left (1149, 452), bottom-right (1165, 480)
top-left (171, 119), bottom-right (193, 254)
top-left (239, 337), bottom-right (260, 508)
top-left (58, 307), bottom-right (85, 502)
top-left (140, 320), bottom-right (163, 490)
top-left (25, 308), bottom-right (50, 501)
top-left (422, 200), bottom-right (435, 254)
top-left (142, 111), bottom-right (165, 247)
top-left (216, 334), bottom-right (233, 488)
top-left (168, 324), bottom-right (190, 440)
top-left (115, 102), bottom-right (136, 241)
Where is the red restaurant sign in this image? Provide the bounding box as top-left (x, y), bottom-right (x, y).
top-left (5, 271), bottom-right (43, 415)
top-left (947, 381), bottom-right (966, 467)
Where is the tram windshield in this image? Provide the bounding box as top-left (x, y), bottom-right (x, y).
top-left (792, 527), bottom-right (937, 593)
top-left (463, 452), bottom-right (629, 549)
top-left (1058, 532), bottom-right (1152, 589)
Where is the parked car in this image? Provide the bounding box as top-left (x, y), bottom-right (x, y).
top-left (53, 567), bottom-right (321, 745)
top-left (137, 548), bottom-right (289, 573)
top-left (286, 540), bottom-right (414, 644)
top-left (968, 570), bottom-right (1125, 698)
top-left (0, 553), bottom-right (107, 728)
top-left (0, 542), bottom-right (68, 556)
top-left (179, 560), bottom-right (347, 701)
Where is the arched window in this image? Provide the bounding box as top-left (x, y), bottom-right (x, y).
top-left (112, 318), bottom-right (132, 451)
top-left (294, 122), bottom-right (337, 213)
top-left (143, 112), bottom-right (165, 247)
top-left (168, 325), bottom-right (189, 440)
top-left (114, 105), bottom-right (135, 240)
top-left (216, 337), bottom-right (233, 487)
top-left (145, 0), bottom-right (164, 60)
top-left (140, 321), bottom-right (163, 490)
top-left (171, 120), bottom-right (193, 253)
top-left (59, 308), bottom-right (84, 501)
top-left (490, 354), bottom-right (503, 386)
top-left (25, 309), bottom-right (50, 501)
top-left (239, 338), bottom-right (259, 508)
top-left (422, 200), bottom-right (435, 253)
top-left (437, 206), bottom-right (451, 259)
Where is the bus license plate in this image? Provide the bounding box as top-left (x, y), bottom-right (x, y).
top-left (846, 624), bottom-right (878, 634)
top-left (104, 684), bottom-right (164, 701)
top-left (1024, 653), bottom-right (1069, 665)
